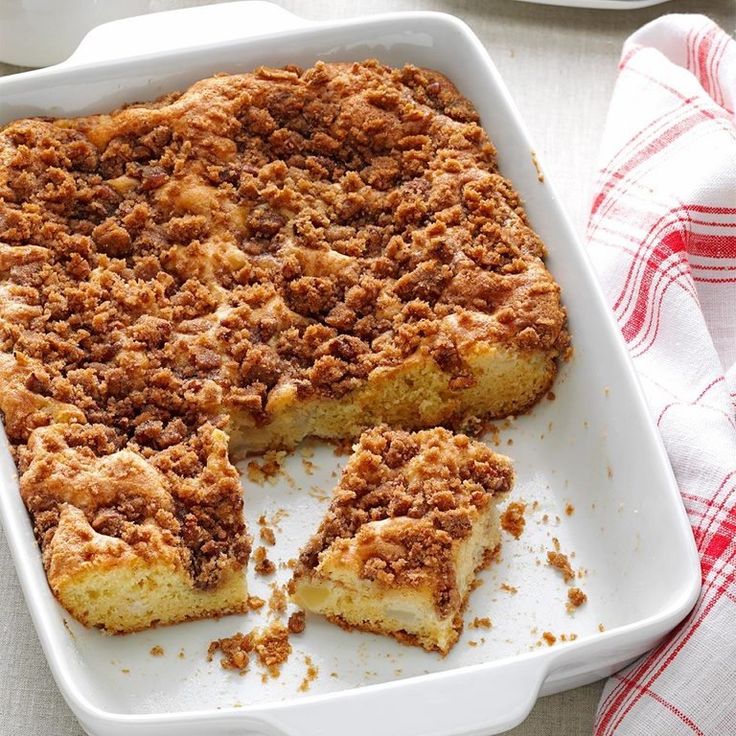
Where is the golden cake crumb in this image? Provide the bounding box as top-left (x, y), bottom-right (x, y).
top-left (247, 595), bottom-right (266, 611)
top-left (298, 655), bottom-right (319, 692)
top-left (259, 525), bottom-right (276, 546)
top-left (542, 632), bottom-right (556, 646)
top-left (501, 582), bottom-right (518, 594)
top-left (254, 622), bottom-right (292, 677)
top-left (547, 549), bottom-right (575, 584)
top-left (500, 501), bottom-right (526, 539)
top-left (288, 610), bottom-right (306, 634)
top-left (149, 645), bottom-right (164, 657)
top-left (207, 632), bottom-right (251, 675)
top-left (268, 585), bottom-right (287, 614)
top-left (564, 503), bottom-right (575, 516)
top-left (253, 546), bottom-right (276, 576)
top-left (566, 587), bottom-right (587, 612)
top-left (178, 648), bottom-right (185, 659)
top-left (470, 616), bottom-right (492, 629)
top-left (598, 623), bottom-right (606, 633)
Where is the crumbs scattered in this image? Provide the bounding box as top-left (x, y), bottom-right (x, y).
top-left (208, 622), bottom-right (292, 678)
top-left (607, 465), bottom-right (614, 479)
top-left (208, 632), bottom-right (251, 675)
top-left (501, 501), bottom-right (526, 539)
top-left (271, 508), bottom-right (289, 529)
top-left (299, 655), bottom-right (319, 692)
top-left (506, 438), bottom-right (513, 446)
top-left (253, 546), bottom-right (276, 575)
top-left (248, 595), bottom-right (266, 611)
top-left (121, 668), bottom-right (130, 674)
top-left (302, 457), bottom-right (316, 475)
top-left (470, 578), bottom-right (484, 591)
top-left (547, 548), bottom-right (575, 584)
top-left (468, 640), bottom-right (478, 647)
top-left (149, 645), bottom-right (164, 657)
top-left (257, 513), bottom-right (277, 545)
top-left (559, 633), bottom-right (578, 642)
top-left (567, 587), bottom-right (587, 612)
top-left (268, 585), bottom-right (287, 614)
top-left (470, 617), bottom-right (492, 629)
top-left (542, 632), bottom-right (556, 646)
top-left (565, 503), bottom-right (575, 516)
top-left (246, 450), bottom-right (287, 484)
top-left (178, 648), bottom-right (186, 659)
top-left (598, 623), bottom-right (606, 633)
top-left (501, 582), bottom-right (518, 594)
top-left (288, 610), bottom-right (306, 634)
top-left (531, 151), bottom-right (545, 183)
top-left (546, 390), bottom-right (555, 401)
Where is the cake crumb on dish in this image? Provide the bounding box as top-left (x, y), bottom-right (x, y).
top-left (246, 451), bottom-right (287, 485)
top-left (501, 501), bottom-right (526, 539)
top-left (208, 622), bottom-right (292, 678)
top-left (566, 587), bottom-right (587, 612)
top-left (470, 617), bottom-right (492, 629)
top-left (259, 525), bottom-right (276, 546)
top-left (248, 596), bottom-right (266, 611)
top-left (253, 547), bottom-right (276, 576)
top-left (268, 585), bottom-right (287, 614)
top-left (298, 655), bottom-right (319, 692)
top-left (564, 503), bottom-right (575, 516)
top-left (208, 633), bottom-right (251, 675)
top-left (149, 645), bottom-right (164, 657)
top-left (501, 582), bottom-right (518, 594)
top-left (542, 632), bottom-right (556, 646)
top-left (288, 610), bottom-right (306, 634)
top-left (547, 545), bottom-right (575, 584)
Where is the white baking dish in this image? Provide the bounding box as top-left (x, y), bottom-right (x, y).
top-left (0, 3), bottom-right (700, 735)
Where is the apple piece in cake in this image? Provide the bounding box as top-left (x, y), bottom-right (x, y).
top-left (290, 427), bottom-right (514, 654)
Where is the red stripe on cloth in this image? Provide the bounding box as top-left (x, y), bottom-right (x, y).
top-left (591, 105), bottom-right (700, 218)
top-left (599, 545), bottom-right (736, 734)
top-left (693, 276), bottom-right (736, 284)
top-left (629, 263), bottom-right (699, 356)
top-left (619, 230), bottom-right (690, 343)
top-left (612, 207), bottom-right (692, 313)
top-left (687, 233), bottom-right (736, 258)
top-left (607, 674), bottom-right (705, 736)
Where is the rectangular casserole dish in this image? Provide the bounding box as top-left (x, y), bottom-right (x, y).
top-left (0, 3), bottom-right (701, 735)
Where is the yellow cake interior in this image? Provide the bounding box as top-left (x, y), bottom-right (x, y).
top-left (291, 427), bottom-right (513, 654)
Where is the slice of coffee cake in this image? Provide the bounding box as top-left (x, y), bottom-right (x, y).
top-left (290, 426), bottom-right (513, 653)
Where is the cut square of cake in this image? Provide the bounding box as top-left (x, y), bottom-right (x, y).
top-left (290, 426), bottom-right (514, 654)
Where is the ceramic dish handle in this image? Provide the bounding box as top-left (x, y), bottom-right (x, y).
top-left (58, 0), bottom-right (310, 68)
top-left (265, 657), bottom-right (549, 736)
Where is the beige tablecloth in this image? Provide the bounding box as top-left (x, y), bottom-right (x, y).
top-left (1, 0), bottom-right (733, 733)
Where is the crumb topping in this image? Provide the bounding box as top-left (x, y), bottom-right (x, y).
top-left (293, 426), bottom-right (513, 616)
top-left (547, 542), bottom-right (575, 583)
top-left (0, 58), bottom-right (564, 615)
top-left (149, 645), bottom-right (164, 656)
top-left (500, 500), bottom-right (526, 538)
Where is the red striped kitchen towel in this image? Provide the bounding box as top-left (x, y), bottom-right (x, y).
top-left (588, 14), bottom-right (736, 736)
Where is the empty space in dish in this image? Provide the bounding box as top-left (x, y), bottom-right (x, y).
top-left (0, 7), bottom-right (699, 730)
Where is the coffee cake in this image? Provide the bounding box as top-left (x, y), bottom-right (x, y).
top-left (0, 59), bottom-right (565, 632)
top-left (290, 427), bottom-right (514, 653)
